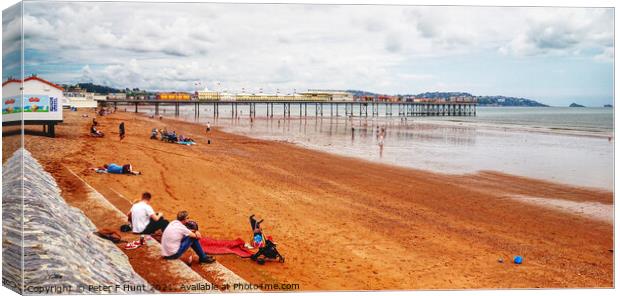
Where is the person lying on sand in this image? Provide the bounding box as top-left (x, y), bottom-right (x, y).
top-left (178, 135), bottom-right (195, 143)
top-left (90, 125), bottom-right (104, 137)
top-left (94, 163), bottom-right (141, 175)
top-left (128, 192), bottom-right (169, 235)
top-left (161, 211), bottom-right (215, 264)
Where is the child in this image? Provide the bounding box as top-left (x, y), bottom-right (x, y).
top-left (249, 214), bottom-right (265, 248)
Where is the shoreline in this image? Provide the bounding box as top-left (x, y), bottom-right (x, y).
top-left (162, 112), bottom-right (614, 192)
top-left (13, 109), bottom-right (614, 289)
top-left (209, 115), bottom-right (613, 192)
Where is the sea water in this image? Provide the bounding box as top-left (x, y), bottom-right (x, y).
top-left (144, 106), bottom-right (613, 191)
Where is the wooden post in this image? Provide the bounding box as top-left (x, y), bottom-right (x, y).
top-left (48, 123), bottom-right (55, 137)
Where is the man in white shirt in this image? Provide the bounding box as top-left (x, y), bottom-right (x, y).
top-left (128, 192), bottom-right (169, 234)
top-left (161, 211), bottom-right (215, 264)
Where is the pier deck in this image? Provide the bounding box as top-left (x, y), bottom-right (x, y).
top-left (98, 100), bottom-right (477, 118)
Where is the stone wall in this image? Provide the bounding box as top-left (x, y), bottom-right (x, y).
top-left (2, 149), bottom-right (154, 294)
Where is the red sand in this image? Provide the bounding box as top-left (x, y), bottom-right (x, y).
top-left (10, 109), bottom-right (613, 290)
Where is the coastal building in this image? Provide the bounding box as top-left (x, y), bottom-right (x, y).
top-left (302, 90), bottom-right (354, 101)
top-left (63, 92), bottom-right (101, 108)
top-left (197, 88), bottom-right (353, 101)
top-left (197, 89), bottom-right (221, 101)
top-left (63, 85), bottom-right (102, 108)
top-left (156, 92), bottom-right (192, 100)
top-left (2, 75), bottom-right (64, 136)
top-left (107, 93), bottom-right (127, 100)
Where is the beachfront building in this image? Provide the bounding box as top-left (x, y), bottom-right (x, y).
top-left (107, 93), bottom-right (126, 100)
top-left (63, 85), bottom-right (102, 108)
top-left (156, 92), bottom-right (192, 100)
top-left (2, 75), bottom-right (64, 136)
top-left (300, 90), bottom-right (354, 101)
top-left (197, 89), bottom-right (221, 101)
top-left (218, 91), bottom-right (236, 101)
top-left (63, 92), bottom-right (102, 108)
top-left (188, 89), bottom-right (354, 101)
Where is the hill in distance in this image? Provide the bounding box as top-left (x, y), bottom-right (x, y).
top-left (347, 90), bottom-right (548, 107)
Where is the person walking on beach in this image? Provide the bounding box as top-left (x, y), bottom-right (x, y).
top-left (128, 192), bottom-right (169, 234)
top-left (378, 127), bottom-right (385, 157)
top-left (206, 122), bottom-right (211, 133)
top-left (161, 210), bottom-right (215, 264)
top-left (119, 122), bottom-right (126, 141)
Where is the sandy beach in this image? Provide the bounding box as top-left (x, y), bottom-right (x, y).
top-left (8, 109), bottom-right (613, 290)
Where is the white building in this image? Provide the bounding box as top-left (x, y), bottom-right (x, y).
top-left (64, 91), bottom-right (101, 108)
top-left (303, 90), bottom-right (354, 101)
top-left (2, 75), bottom-right (65, 136)
top-left (107, 93), bottom-right (127, 100)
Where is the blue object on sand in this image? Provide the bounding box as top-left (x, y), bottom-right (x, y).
top-left (514, 256), bottom-right (523, 264)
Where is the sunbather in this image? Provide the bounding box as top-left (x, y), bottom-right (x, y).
top-left (127, 192), bottom-right (169, 234)
top-left (90, 125), bottom-right (104, 137)
top-left (94, 163), bottom-right (141, 175)
top-left (178, 135), bottom-right (195, 143)
top-left (161, 211), bottom-right (215, 264)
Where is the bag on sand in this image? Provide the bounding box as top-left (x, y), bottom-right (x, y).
top-left (94, 228), bottom-right (125, 243)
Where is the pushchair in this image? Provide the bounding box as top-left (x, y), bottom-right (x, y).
top-left (249, 215), bottom-right (285, 264)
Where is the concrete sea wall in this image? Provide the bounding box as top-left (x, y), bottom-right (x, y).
top-left (2, 149), bottom-right (154, 294)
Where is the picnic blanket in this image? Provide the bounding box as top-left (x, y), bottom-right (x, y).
top-left (199, 237), bottom-right (254, 258)
top-left (177, 141), bottom-right (196, 145)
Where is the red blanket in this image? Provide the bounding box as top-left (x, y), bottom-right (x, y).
top-left (199, 237), bottom-right (255, 258)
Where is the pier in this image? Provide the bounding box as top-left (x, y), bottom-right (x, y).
top-left (98, 100), bottom-right (477, 118)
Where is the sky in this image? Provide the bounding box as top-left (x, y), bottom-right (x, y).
top-left (2, 1), bottom-right (614, 106)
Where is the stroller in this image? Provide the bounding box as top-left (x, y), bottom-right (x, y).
top-left (249, 215), bottom-right (285, 264)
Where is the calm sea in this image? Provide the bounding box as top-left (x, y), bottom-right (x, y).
top-left (143, 106), bottom-right (614, 191)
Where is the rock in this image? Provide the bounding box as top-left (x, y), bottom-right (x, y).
top-left (2, 149), bottom-right (153, 294)
top-left (569, 103), bottom-right (585, 107)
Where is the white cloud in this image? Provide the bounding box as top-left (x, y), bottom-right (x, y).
top-left (13, 2), bottom-right (614, 94)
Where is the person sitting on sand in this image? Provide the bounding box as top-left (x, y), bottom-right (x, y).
top-left (161, 211), bottom-right (215, 264)
top-left (150, 128), bottom-right (159, 140)
top-left (90, 124), bottom-right (104, 137)
top-left (128, 192), bottom-right (169, 234)
top-left (94, 163), bottom-right (141, 175)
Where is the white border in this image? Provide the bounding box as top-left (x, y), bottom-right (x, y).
top-left (0, 1), bottom-right (616, 296)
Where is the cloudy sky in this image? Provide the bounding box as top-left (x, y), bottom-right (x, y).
top-left (2, 1), bottom-right (614, 106)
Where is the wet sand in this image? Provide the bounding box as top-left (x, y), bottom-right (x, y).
top-left (9, 109), bottom-right (613, 290)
